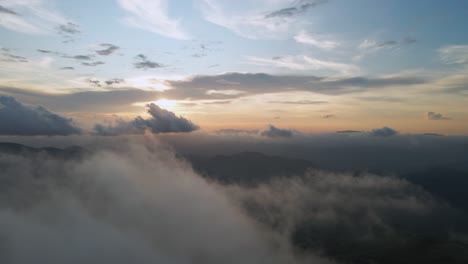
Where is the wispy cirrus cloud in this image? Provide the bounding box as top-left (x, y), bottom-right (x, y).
top-left (359, 39), bottom-right (398, 50)
top-left (245, 55), bottom-right (359, 75)
top-left (117, 0), bottom-right (190, 40)
top-left (438, 45), bottom-right (468, 65)
top-left (197, 0), bottom-right (326, 39)
top-left (0, 5), bottom-right (18, 15)
top-left (0, 48), bottom-right (29, 63)
top-left (294, 31), bottom-right (339, 50)
top-left (264, 0), bottom-right (327, 18)
top-left (37, 49), bottom-right (92, 60)
top-left (355, 37), bottom-right (416, 60)
top-left (0, 0), bottom-right (73, 35)
top-left (36, 49), bottom-right (106, 66)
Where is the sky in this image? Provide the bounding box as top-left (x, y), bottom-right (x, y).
top-left (0, 0), bottom-right (467, 134)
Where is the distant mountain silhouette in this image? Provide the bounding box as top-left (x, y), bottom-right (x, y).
top-left (187, 151), bottom-right (315, 185)
top-left (404, 167), bottom-right (468, 212)
top-left (0, 142), bottom-right (86, 159)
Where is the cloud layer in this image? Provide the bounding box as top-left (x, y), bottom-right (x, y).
top-left (0, 138), bottom-right (466, 263)
top-left (0, 139), bottom-right (317, 264)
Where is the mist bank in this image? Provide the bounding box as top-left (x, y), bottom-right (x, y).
top-left (0, 136), bottom-right (467, 263)
top-left (0, 138), bottom-right (321, 264)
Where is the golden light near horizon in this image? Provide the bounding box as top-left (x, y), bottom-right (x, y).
top-left (154, 99), bottom-right (177, 109)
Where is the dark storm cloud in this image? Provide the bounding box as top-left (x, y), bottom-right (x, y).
top-left (165, 72), bottom-right (426, 100)
top-left (94, 103), bottom-right (199, 135)
top-left (426, 111), bottom-right (450, 120)
top-left (268, 100), bottom-right (328, 105)
top-left (370, 126), bottom-right (398, 137)
top-left (0, 5), bottom-right (18, 15)
top-left (60, 66), bottom-right (74, 70)
top-left (133, 54), bottom-right (164, 70)
top-left (0, 95), bottom-right (81, 135)
top-left (0, 86), bottom-right (161, 112)
top-left (260, 125), bottom-right (294, 138)
top-left (95, 43), bottom-right (120, 56)
top-left (265, 0), bottom-right (327, 18)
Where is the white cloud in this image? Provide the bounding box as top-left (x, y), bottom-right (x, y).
top-left (196, 0), bottom-right (311, 39)
top-left (358, 39), bottom-right (377, 50)
top-left (38, 56), bottom-right (54, 68)
top-left (438, 45), bottom-right (468, 64)
top-left (117, 0), bottom-right (190, 40)
top-left (245, 55), bottom-right (359, 75)
top-left (0, 0), bottom-right (68, 34)
top-left (354, 38), bottom-right (400, 61)
top-left (0, 139), bottom-right (329, 264)
top-left (294, 31), bottom-right (339, 50)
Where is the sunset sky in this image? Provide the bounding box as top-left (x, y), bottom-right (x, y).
top-left (1, 0), bottom-right (467, 134)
